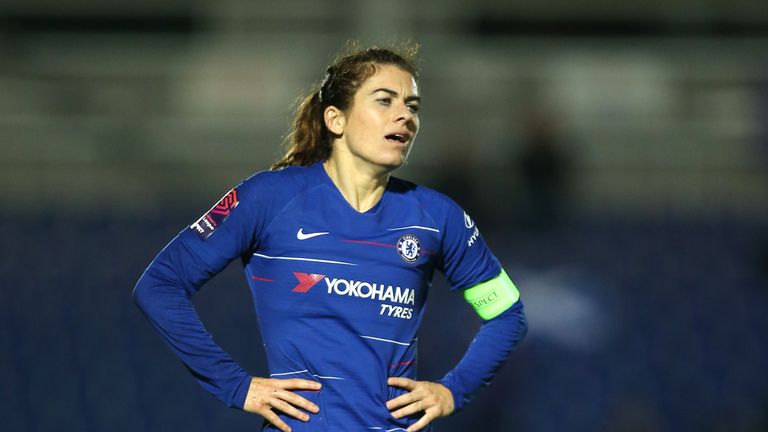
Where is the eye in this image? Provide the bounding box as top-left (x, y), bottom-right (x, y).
top-left (377, 97), bottom-right (392, 106)
top-left (407, 103), bottom-right (420, 114)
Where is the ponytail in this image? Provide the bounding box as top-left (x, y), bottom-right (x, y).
top-left (271, 90), bottom-right (330, 170)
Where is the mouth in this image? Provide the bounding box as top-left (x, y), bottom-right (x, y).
top-left (384, 132), bottom-right (411, 146)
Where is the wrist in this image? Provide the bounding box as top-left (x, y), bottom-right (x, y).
top-left (437, 373), bottom-right (466, 412)
top-left (231, 373), bottom-right (253, 410)
top-left (435, 382), bottom-right (455, 415)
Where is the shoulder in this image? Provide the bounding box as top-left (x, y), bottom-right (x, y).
top-left (238, 163), bottom-right (322, 197)
top-left (227, 164), bottom-right (325, 225)
top-left (208, 164), bottom-right (325, 232)
top-left (388, 176), bottom-right (465, 225)
top-left (389, 176), bottom-right (461, 210)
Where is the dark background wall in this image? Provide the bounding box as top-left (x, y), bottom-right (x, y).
top-left (1, 1), bottom-right (767, 431)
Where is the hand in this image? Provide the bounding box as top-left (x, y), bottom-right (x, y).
top-left (386, 377), bottom-right (454, 432)
top-left (243, 377), bottom-right (322, 432)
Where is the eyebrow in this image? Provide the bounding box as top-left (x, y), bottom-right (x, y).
top-left (370, 88), bottom-right (421, 103)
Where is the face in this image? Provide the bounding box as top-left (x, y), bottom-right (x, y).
top-left (326, 64), bottom-right (420, 172)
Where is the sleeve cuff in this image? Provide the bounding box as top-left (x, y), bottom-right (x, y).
top-left (438, 372), bottom-right (467, 413)
top-left (229, 373), bottom-right (253, 409)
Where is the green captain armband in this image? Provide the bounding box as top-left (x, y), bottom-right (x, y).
top-left (462, 269), bottom-right (520, 320)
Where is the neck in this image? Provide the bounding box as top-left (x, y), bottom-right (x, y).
top-left (323, 153), bottom-right (390, 213)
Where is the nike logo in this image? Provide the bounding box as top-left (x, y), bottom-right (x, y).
top-left (297, 228), bottom-right (329, 240)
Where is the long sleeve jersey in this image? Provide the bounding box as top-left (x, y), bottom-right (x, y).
top-left (134, 161), bottom-right (526, 431)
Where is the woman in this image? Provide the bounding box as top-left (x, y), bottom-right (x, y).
top-left (134, 44), bottom-right (527, 432)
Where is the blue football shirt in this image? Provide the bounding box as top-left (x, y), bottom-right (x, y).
top-left (137, 161), bottom-right (502, 431)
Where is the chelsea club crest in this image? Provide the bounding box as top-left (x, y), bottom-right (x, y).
top-left (397, 234), bottom-right (421, 263)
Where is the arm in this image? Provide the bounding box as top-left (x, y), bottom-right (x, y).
top-left (387, 270), bottom-right (527, 432)
top-left (387, 193), bottom-right (526, 431)
top-left (439, 270), bottom-right (528, 411)
top-left (133, 178), bottom-right (320, 431)
top-left (433, 200), bottom-right (528, 410)
top-left (133, 237), bottom-right (252, 408)
top-left (134, 238), bottom-right (320, 431)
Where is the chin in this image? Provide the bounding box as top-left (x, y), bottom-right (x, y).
top-left (378, 155), bottom-right (407, 171)
top-left (366, 149), bottom-right (409, 172)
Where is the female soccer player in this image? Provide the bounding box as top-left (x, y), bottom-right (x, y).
top-left (134, 44), bottom-right (527, 432)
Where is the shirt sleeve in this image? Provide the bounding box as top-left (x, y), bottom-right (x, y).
top-left (434, 193), bottom-right (527, 411)
top-left (179, 174), bottom-right (273, 272)
top-left (438, 300), bottom-right (527, 411)
top-left (438, 198), bottom-right (502, 291)
top-left (133, 173), bottom-right (273, 409)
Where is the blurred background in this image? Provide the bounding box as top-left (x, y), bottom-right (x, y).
top-left (1, 1), bottom-right (767, 431)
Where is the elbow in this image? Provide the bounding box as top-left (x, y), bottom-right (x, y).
top-left (497, 299), bottom-right (528, 344)
top-left (133, 266), bottom-right (165, 313)
top-left (517, 306), bottom-right (529, 341)
top-left (132, 261), bottom-right (193, 315)
top-left (132, 272), bottom-right (151, 311)
top-left (511, 299), bottom-right (528, 341)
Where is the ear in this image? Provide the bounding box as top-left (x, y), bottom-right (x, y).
top-left (324, 105), bottom-right (345, 136)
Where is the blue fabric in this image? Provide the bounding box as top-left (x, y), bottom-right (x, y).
top-left (438, 300), bottom-right (528, 412)
top-left (133, 161), bottom-right (525, 430)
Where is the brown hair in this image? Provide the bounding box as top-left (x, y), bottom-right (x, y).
top-left (271, 42), bottom-right (420, 170)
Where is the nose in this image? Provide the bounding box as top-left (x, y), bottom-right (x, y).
top-left (395, 102), bottom-right (417, 127)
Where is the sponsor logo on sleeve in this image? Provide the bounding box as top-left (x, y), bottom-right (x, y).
top-left (464, 211), bottom-right (480, 246)
top-left (464, 211), bottom-right (475, 229)
top-left (467, 227), bottom-right (480, 247)
top-left (190, 188), bottom-right (239, 240)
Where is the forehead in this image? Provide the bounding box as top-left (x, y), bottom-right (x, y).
top-left (359, 64), bottom-right (419, 96)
